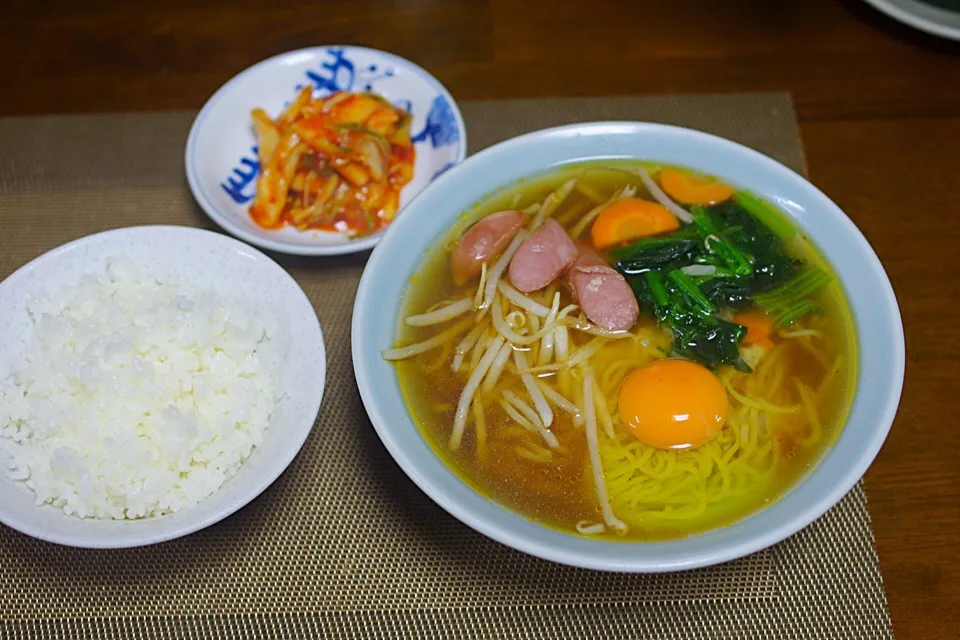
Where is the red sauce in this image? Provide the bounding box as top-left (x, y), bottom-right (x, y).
top-left (247, 89), bottom-right (416, 237)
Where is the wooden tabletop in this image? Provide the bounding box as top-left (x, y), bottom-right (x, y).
top-left (4, 1), bottom-right (959, 637)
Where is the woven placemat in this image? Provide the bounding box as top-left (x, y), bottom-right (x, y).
top-left (0, 94), bottom-right (893, 639)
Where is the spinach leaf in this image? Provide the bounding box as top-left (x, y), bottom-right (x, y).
top-left (709, 201), bottom-right (799, 292)
top-left (627, 274), bottom-right (658, 314)
top-left (670, 312), bottom-right (750, 372)
top-left (613, 228), bottom-right (700, 274)
top-left (732, 191), bottom-right (796, 240)
top-left (636, 271), bottom-right (749, 371)
top-left (698, 278), bottom-right (753, 311)
top-left (691, 206), bottom-right (753, 276)
top-left (755, 266), bottom-right (832, 326)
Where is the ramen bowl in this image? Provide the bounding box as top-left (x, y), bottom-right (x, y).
top-left (351, 122), bottom-right (904, 572)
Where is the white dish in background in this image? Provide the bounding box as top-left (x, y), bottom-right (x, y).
top-left (186, 46), bottom-right (467, 256)
top-left (0, 226), bottom-right (326, 548)
top-left (351, 122), bottom-right (905, 572)
top-left (863, 0), bottom-right (960, 40)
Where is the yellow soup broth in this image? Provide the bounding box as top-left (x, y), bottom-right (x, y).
top-left (393, 162), bottom-right (856, 541)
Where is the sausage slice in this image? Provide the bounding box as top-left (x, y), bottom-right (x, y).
top-left (567, 246), bottom-right (639, 331)
top-left (508, 219), bottom-right (578, 293)
top-left (451, 210), bottom-right (527, 285)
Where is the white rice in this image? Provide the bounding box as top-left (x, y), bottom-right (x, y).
top-left (0, 260), bottom-right (278, 520)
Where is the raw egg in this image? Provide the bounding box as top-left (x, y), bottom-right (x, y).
top-left (619, 359), bottom-right (728, 450)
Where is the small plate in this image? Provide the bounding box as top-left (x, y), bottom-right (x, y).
top-left (863, 0), bottom-right (960, 40)
top-left (186, 46), bottom-right (467, 256)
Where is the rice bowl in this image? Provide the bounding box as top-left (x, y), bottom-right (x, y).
top-left (2, 261), bottom-right (279, 520)
top-left (0, 226), bottom-right (325, 548)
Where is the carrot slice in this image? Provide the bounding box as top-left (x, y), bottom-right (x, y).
top-left (590, 198), bottom-right (680, 250)
top-left (733, 309), bottom-right (775, 349)
top-left (659, 169), bottom-right (734, 205)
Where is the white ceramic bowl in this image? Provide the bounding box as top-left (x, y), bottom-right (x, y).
top-left (186, 46), bottom-right (467, 256)
top-left (0, 226), bottom-right (325, 548)
top-left (352, 122), bottom-right (905, 572)
top-left (863, 0), bottom-right (960, 41)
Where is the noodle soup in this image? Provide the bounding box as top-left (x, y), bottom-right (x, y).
top-left (386, 162), bottom-right (855, 541)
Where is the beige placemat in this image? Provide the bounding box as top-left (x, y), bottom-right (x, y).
top-left (0, 94), bottom-right (892, 639)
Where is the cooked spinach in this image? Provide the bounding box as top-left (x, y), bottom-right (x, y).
top-left (732, 191), bottom-right (796, 240)
top-left (614, 196), bottom-right (824, 369)
top-left (755, 266), bottom-right (832, 326)
top-left (672, 314), bottom-right (750, 372)
top-left (698, 278), bottom-right (752, 310)
top-left (708, 201), bottom-right (798, 292)
top-left (613, 226), bottom-right (700, 273)
top-left (636, 271), bottom-right (749, 371)
top-left (691, 206), bottom-right (753, 276)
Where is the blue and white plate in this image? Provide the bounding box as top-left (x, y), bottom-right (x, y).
top-left (186, 46), bottom-right (467, 256)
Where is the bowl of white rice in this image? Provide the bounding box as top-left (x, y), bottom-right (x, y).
top-left (0, 226), bottom-right (325, 548)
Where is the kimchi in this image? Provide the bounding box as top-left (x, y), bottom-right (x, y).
top-left (248, 87), bottom-right (416, 237)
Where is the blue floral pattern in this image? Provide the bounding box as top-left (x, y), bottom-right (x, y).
top-left (220, 147), bottom-right (259, 204)
top-left (412, 95), bottom-right (461, 148)
top-left (301, 47), bottom-right (396, 96)
top-left (304, 48), bottom-right (356, 94)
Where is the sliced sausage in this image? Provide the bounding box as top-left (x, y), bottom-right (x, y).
top-left (508, 219), bottom-right (579, 293)
top-left (451, 210), bottom-right (527, 285)
top-left (567, 245), bottom-right (639, 332)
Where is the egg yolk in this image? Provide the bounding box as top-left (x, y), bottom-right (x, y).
top-left (618, 359), bottom-right (728, 450)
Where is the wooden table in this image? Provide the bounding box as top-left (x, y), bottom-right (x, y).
top-left (4, 1), bottom-right (958, 637)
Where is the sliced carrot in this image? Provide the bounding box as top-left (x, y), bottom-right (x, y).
top-left (659, 169), bottom-right (734, 205)
top-left (733, 309), bottom-right (775, 349)
top-left (590, 198), bottom-right (680, 250)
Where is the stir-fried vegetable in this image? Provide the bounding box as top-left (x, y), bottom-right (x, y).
top-left (248, 88), bottom-right (415, 236)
